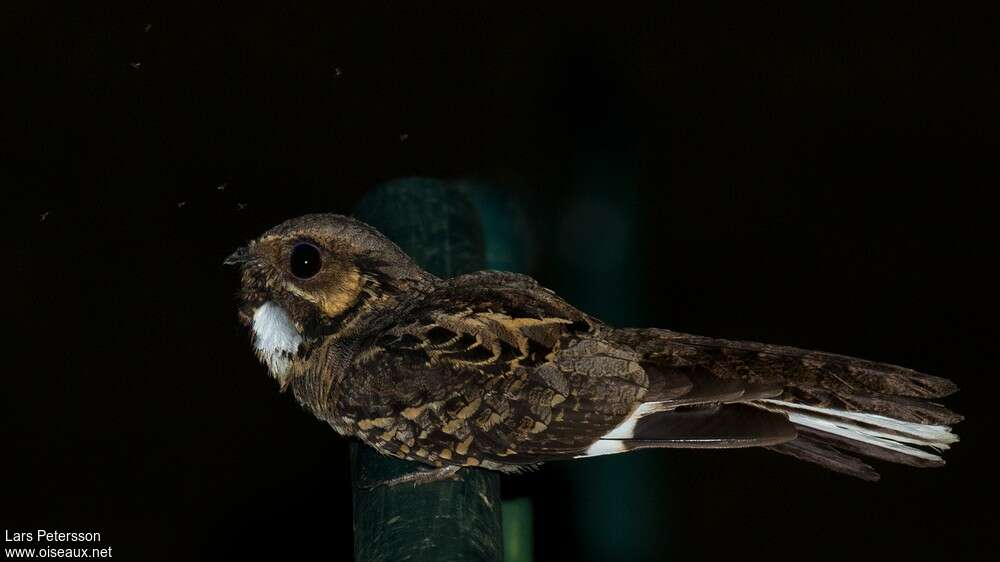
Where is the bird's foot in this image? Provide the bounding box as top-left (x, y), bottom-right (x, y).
top-left (361, 465), bottom-right (463, 489)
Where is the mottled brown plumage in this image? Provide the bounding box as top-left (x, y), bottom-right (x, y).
top-left (228, 214), bottom-right (961, 481)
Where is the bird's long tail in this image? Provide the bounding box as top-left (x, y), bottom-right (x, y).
top-left (600, 329), bottom-right (961, 481)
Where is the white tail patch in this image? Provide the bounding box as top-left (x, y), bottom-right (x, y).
top-left (252, 301), bottom-right (303, 380)
top-left (761, 399), bottom-right (958, 462)
top-left (577, 402), bottom-right (674, 457)
top-left (577, 439), bottom-right (627, 458)
top-left (599, 401), bottom-right (673, 439)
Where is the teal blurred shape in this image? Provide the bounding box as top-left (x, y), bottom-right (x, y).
top-left (502, 497), bottom-right (534, 562)
top-left (453, 180), bottom-right (534, 274)
top-left (552, 161), bottom-right (674, 561)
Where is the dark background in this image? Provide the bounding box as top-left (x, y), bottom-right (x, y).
top-left (3, 4), bottom-right (997, 561)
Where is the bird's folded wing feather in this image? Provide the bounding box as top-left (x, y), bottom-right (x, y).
top-left (344, 272), bottom-right (654, 467)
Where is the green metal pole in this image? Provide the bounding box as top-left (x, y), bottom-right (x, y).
top-left (350, 178), bottom-right (504, 562)
top-left (454, 181), bottom-right (535, 562)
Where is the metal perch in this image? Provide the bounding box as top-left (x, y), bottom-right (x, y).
top-left (350, 179), bottom-right (504, 562)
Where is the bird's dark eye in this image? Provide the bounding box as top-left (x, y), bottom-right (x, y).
top-left (289, 243), bottom-right (322, 279)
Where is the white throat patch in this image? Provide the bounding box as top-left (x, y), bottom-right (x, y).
top-left (252, 301), bottom-right (303, 380)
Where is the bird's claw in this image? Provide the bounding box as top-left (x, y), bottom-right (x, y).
top-left (359, 466), bottom-right (464, 490)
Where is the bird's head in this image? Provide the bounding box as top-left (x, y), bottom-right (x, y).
top-left (226, 213), bottom-right (431, 385)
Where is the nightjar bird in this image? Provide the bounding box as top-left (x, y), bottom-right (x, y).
top-left (227, 213), bottom-right (961, 482)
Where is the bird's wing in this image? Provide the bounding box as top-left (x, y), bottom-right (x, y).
top-left (341, 271), bottom-right (667, 469)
